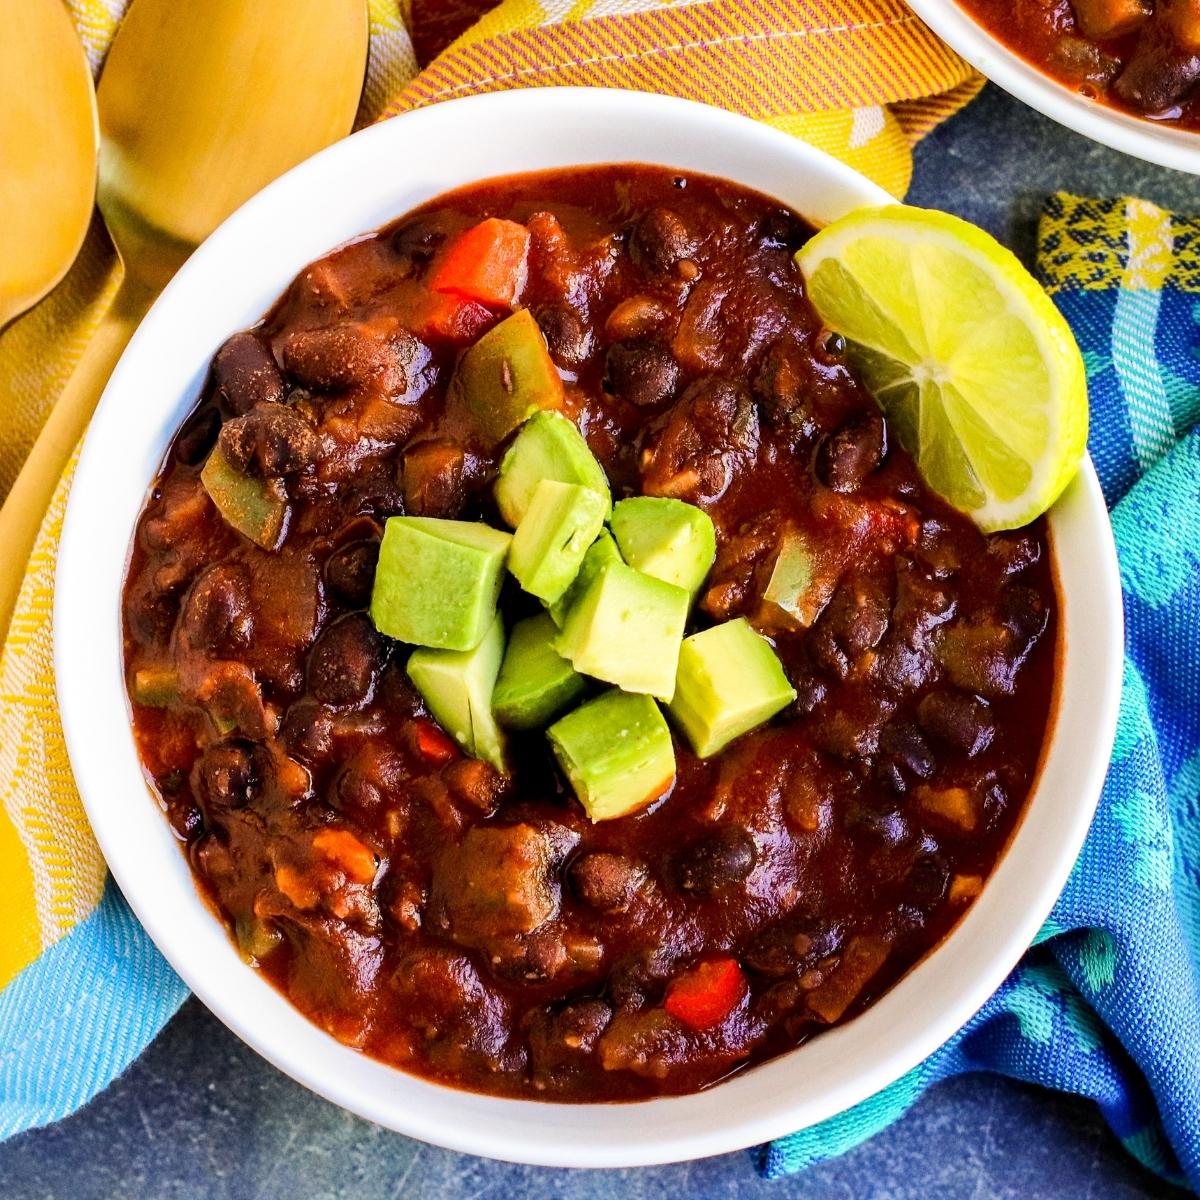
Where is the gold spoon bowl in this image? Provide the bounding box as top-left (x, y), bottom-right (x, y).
top-left (0, 0), bottom-right (98, 332)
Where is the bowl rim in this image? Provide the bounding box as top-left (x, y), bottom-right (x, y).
top-left (55, 86), bottom-right (1124, 1168)
top-left (906, 0), bottom-right (1200, 174)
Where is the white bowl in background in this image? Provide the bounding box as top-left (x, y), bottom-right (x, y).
top-left (55, 88), bottom-right (1123, 1168)
top-left (907, 0), bottom-right (1200, 174)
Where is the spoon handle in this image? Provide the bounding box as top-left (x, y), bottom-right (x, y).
top-left (0, 280), bottom-right (151, 641)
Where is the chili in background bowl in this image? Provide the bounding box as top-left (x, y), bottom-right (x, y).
top-left (907, 0), bottom-right (1200, 174)
top-left (54, 89), bottom-right (1123, 1167)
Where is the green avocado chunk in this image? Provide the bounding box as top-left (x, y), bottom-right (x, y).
top-left (450, 309), bottom-right (564, 447)
top-left (406, 613), bottom-right (508, 772)
top-left (492, 613), bottom-right (586, 730)
top-left (761, 531), bottom-right (828, 628)
top-left (495, 411), bottom-right (611, 528)
top-left (668, 618), bottom-right (797, 758)
top-left (548, 689), bottom-right (676, 821)
top-left (547, 531), bottom-right (623, 626)
top-left (508, 480), bottom-right (609, 604)
top-left (609, 496), bottom-right (716, 598)
top-left (555, 559), bottom-right (689, 701)
top-left (370, 516), bottom-right (511, 651)
top-left (132, 667), bottom-right (181, 708)
top-left (200, 443), bottom-right (288, 550)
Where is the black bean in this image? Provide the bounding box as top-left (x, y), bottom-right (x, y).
top-left (308, 613), bottom-right (382, 707)
top-left (1000, 585), bottom-right (1049, 652)
top-left (280, 700), bottom-right (335, 763)
top-left (278, 323), bottom-right (412, 393)
top-left (391, 216), bottom-right (447, 277)
top-left (987, 531), bottom-right (1041, 577)
top-left (744, 919), bottom-right (842, 977)
top-left (444, 758), bottom-right (507, 815)
top-left (846, 803), bottom-right (908, 845)
top-left (570, 852), bottom-right (647, 913)
top-left (673, 825), bottom-right (756, 893)
top-left (1114, 25), bottom-right (1200, 115)
top-left (808, 575), bottom-right (891, 679)
top-left (212, 332), bottom-right (285, 416)
top-left (813, 708), bottom-right (884, 761)
top-left (180, 564), bottom-right (252, 654)
top-left (218, 402), bottom-right (318, 477)
top-left (917, 690), bottom-right (996, 757)
top-left (755, 341), bottom-right (812, 435)
top-left (174, 406), bottom-right (221, 466)
top-left (324, 540), bottom-right (379, 609)
top-left (787, 670), bottom-right (828, 718)
top-left (892, 560), bottom-right (956, 638)
top-left (607, 948), bottom-right (675, 1010)
top-left (816, 410), bottom-right (887, 492)
top-left (529, 999), bottom-right (612, 1077)
top-left (907, 854), bottom-right (951, 908)
top-left (876, 723), bottom-right (934, 793)
top-left (536, 303), bottom-right (593, 368)
top-left (628, 206), bottom-right (697, 273)
top-left (606, 340), bottom-right (680, 409)
top-left (193, 741), bottom-right (264, 812)
top-left (756, 210), bottom-right (806, 252)
top-left (915, 518), bottom-right (962, 578)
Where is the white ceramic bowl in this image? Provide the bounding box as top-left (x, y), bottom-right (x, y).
top-left (907, 0), bottom-right (1200, 174)
top-left (55, 88), bottom-right (1123, 1168)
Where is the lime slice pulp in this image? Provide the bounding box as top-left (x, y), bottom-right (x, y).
top-left (796, 205), bottom-right (1088, 532)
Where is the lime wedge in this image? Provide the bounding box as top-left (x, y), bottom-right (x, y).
top-left (796, 205), bottom-right (1088, 532)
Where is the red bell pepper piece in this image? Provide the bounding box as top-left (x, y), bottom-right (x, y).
top-left (432, 217), bottom-right (530, 309)
top-left (663, 957), bottom-right (748, 1030)
top-left (413, 718), bottom-right (460, 765)
top-left (411, 291), bottom-right (495, 345)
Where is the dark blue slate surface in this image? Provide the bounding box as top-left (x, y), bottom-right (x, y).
top-left (1, 83), bottom-right (1194, 1200)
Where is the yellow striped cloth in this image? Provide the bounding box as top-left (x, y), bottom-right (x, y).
top-left (0, 1), bottom-right (978, 997)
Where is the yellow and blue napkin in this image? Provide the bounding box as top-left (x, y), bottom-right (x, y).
top-left (761, 198), bottom-right (1200, 1188)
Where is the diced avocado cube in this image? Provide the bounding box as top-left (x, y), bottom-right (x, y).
top-left (370, 516), bottom-right (511, 651)
top-left (200, 443), bottom-right (287, 549)
top-left (668, 618), bottom-right (796, 758)
top-left (609, 496), bottom-right (716, 598)
top-left (450, 309), bottom-right (564, 447)
top-left (547, 531), bottom-right (623, 627)
top-left (548, 690), bottom-right (675, 821)
top-left (493, 613), bottom-right (586, 730)
top-left (508, 480), bottom-right (608, 604)
top-left (132, 667), bottom-right (181, 708)
top-left (494, 411), bottom-right (611, 527)
top-left (406, 613), bottom-right (507, 772)
top-left (762, 532), bottom-right (827, 628)
top-left (555, 560), bottom-right (689, 701)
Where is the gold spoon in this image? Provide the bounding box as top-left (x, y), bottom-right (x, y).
top-left (0, 0), bottom-right (98, 331)
top-left (0, 0), bottom-right (369, 639)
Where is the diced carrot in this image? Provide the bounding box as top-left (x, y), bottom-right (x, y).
top-left (663, 957), bottom-right (748, 1030)
top-left (413, 717), bottom-right (460, 765)
top-left (275, 865), bottom-right (320, 909)
top-left (411, 292), bottom-right (495, 344)
top-left (432, 217), bottom-right (530, 308)
top-left (915, 784), bottom-right (979, 833)
top-left (949, 873), bottom-right (983, 904)
top-left (312, 827), bottom-right (377, 884)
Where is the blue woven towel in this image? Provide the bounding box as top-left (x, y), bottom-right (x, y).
top-left (3, 196), bottom-right (1199, 1190)
top-left (762, 193), bottom-right (1200, 1190)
